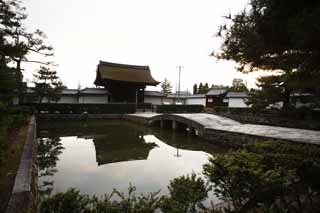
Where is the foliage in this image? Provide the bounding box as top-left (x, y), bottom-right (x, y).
top-left (193, 83), bottom-right (198, 94)
top-left (161, 173), bottom-right (211, 213)
top-left (38, 137), bottom-right (64, 197)
top-left (161, 78), bottom-right (172, 95)
top-left (1, 0), bottom-right (55, 103)
top-left (156, 104), bottom-right (204, 113)
top-left (229, 78), bottom-right (248, 92)
top-left (33, 66), bottom-right (64, 103)
top-left (203, 140), bottom-right (320, 212)
top-left (40, 185), bottom-right (162, 213)
top-left (196, 82), bottom-right (211, 94)
top-left (214, 0), bottom-right (320, 109)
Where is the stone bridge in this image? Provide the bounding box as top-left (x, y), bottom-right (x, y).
top-left (148, 114), bottom-right (207, 136)
top-left (127, 113), bottom-right (320, 145)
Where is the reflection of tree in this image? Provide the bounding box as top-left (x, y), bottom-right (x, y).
top-left (37, 137), bottom-right (64, 198)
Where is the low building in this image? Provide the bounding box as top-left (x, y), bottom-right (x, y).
top-left (144, 91), bottom-right (206, 106)
top-left (144, 91), bottom-right (167, 105)
top-left (205, 88), bottom-right (228, 107)
top-left (184, 94), bottom-right (206, 105)
top-left (94, 61), bottom-right (159, 103)
top-left (225, 92), bottom-right (249, 108)
top-left (22, 87), bottom-right (110, 104)
top-left (78, 88), bottom-right (109, 104)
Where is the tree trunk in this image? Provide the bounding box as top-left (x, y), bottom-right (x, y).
top-left (282, 89), bottom-right (292, 111)
top-left (15, 60), bottom-right (24, 104)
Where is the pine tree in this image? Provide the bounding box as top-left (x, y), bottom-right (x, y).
top-left (193, 84), bottom-right (198, 94)
top-left (204, 83), bottom-right (209, 93)
top-left (214, 0), bottom-right (320, 109)
top-left (1, 0), bottom-right (54, 103)
top-left (230, 78), bottom-right (248, 92)
top-left (161, 78), bottom-right (172, 95)
top-left (33, 66), bottom-right (64, 103)
top-left (198, 83), bottom-right (204, 94)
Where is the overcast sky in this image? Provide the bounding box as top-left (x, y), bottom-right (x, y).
top-left (24, 0), bottom-right (264, 92)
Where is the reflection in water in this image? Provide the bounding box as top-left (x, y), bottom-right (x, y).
top-left (37, 137), bottom-right (64, 198)
top-left (91, 124), bottom-right (158, 165)
top-left (37, 121), bottom-right (221, 203)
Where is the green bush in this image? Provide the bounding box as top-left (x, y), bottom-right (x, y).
top-left (40, 185), bottom-right (162, 213)
top-left (203, 140), bottom-right (320, 212)
top-left (156, 105), bottom-right (204, 113)
top-left (160, 173), bottom-right (211, 213)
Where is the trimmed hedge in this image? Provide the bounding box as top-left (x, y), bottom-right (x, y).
top-left (156, 105), bottom-right (204, 113)
top-left (23, 103), bottom-right (136, 114)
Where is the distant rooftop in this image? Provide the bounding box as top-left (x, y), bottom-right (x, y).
top-left (206, 87), bottom-right (228, 96)
top-left (80, 87), bottom-right (109, 95)
top-left (144, 91), bottom-right (166, 97)
top-left (226, 92), bottom-right (248, 98)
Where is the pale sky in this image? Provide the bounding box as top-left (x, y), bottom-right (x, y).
top-left (23, 0), bottom-right (263, 92)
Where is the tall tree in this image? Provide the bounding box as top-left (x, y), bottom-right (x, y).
top-left (204, 83), bottom-right (209, 93)
top-left (0, 0), bottom-right (54, 103)
top-left (193, 84), bottom-right (198, 94)
top-left (230, 78), bottom-right (248, 92)
top-left (198, 83), bottom-right (204, 94)
top-left (33, 66), bottom-right (63, 103)
top-left (161, 78), bottom-right (172, 95)
top-left (214, 0), bottom-right (320, 109)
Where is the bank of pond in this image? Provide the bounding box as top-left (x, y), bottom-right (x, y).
top-left (37, 120), bottom-right (320, 213)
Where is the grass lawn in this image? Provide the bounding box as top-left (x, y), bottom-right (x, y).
top-left (0, 124), bottom-right (28, 212)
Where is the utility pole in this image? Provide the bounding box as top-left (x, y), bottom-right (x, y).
top-left (177, 66), bottom-right (183, 103)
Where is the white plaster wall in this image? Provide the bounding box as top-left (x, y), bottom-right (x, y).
top-left (58, 96), bottom-right (78, 104)
top-left (162, 97), bottom-right (175, 104)
top-left (144, 97), bottom-right (163, 105)
top-left (228, 98), bottom-right (249, 108)
top-left (185, 98), bottom-right (206, 106)
top-left (79, 96), bottom-right (108, 104)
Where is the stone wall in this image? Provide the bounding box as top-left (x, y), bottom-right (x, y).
top-left (204, 128), bottom-right (284, 147)
top-left (209, 108), bottom-right (320, 130)
top-left (6, 116), bottom-right (37, 213)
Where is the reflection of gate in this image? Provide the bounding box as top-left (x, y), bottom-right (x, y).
top-left (148, 114), bottom-right (205, 136)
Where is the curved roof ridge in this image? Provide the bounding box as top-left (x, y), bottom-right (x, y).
top-left (99, 60), bottom-right (150, 70)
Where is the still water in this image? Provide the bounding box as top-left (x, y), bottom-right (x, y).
top-left (37, 121), bottom-right (224, 203)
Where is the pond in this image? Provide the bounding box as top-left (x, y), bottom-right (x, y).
top-left (37, 120), bottom-right (225, 203)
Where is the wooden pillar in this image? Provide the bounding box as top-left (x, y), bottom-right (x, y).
top-left (160, 119), bottom-right (164, 128)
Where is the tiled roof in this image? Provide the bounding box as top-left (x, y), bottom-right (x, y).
top-left (206, 88), bottom-right (228, 96)
top-left (61, 89), bottom-right (78, 95)
top-left (80, 88), bottom-right (109, 95)
top-left (95, 61), bottom-right (159, 86)
top-left (226, 92), bottom-right (248, 98)
top-left (144, 91), bottom-right (166, 97)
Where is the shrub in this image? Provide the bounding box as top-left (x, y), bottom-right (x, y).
top-left (40, 185), bottom-right (162, 213)
top-left (203, 140), bottom-right (320, 212)
top-left (160, 173), bottom-right (211, 213)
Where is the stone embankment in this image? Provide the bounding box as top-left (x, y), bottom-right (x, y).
top-left (6, 116), bottom-right (37, 213)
